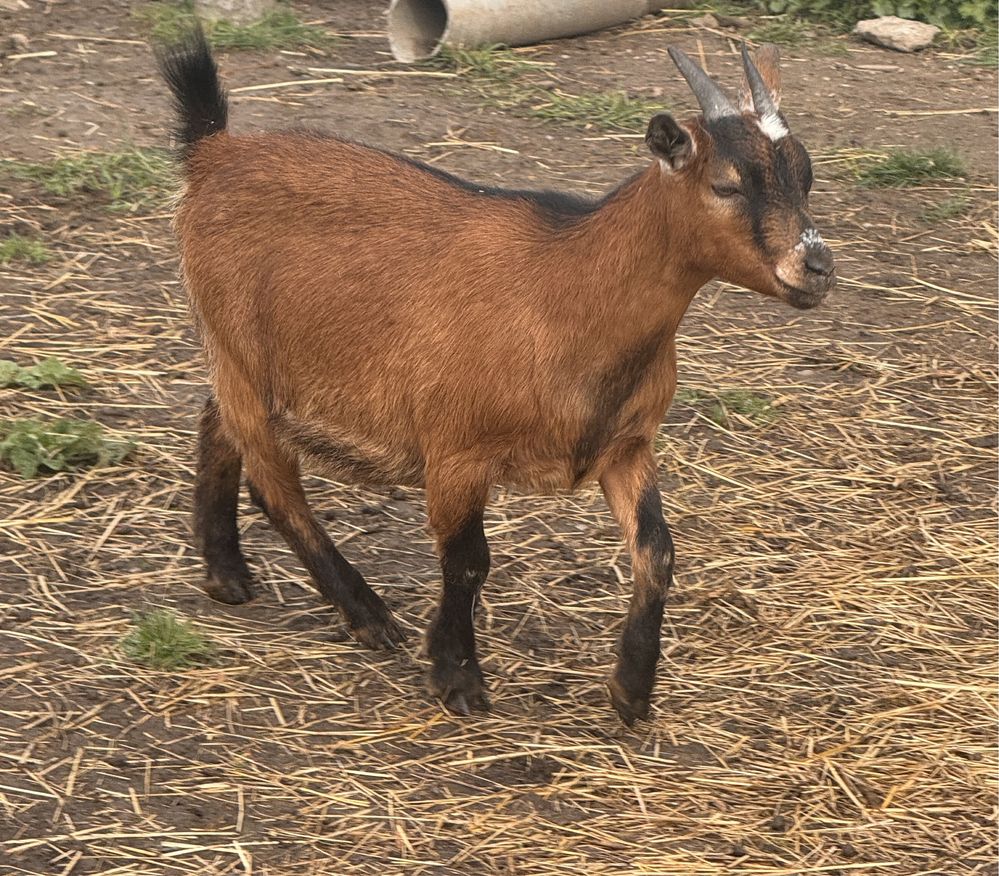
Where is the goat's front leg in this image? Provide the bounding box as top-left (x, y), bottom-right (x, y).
top-left (600, 442), bottom-right (675, 725)
top-left (425, 472), bottom-right (491, 715)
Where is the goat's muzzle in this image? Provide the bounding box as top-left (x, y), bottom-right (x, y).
top-left (776, 236), bottom-right (836, 309)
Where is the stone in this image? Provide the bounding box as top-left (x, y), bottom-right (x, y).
top-left (193, 0), bottom-right (277, 27)
top-left (715, 13), bottom-right (750, 30)
top-left (853, 16), bottom-right (940, 53)
top-left (690, 13), bottom-right (718, 29)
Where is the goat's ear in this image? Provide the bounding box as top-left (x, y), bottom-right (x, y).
top-left (646, 113), bottom-right (693, 171)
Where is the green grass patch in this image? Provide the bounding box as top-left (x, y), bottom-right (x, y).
top-left (748, 16), bottom-right (848, 53)
top-left (920, 192), bottom-right (972, 222)
top-left (970, 25), bottom-right (998, 66)
top-left (713, 0), bottom-right (994, 29)
top-left (0, 358), bottom-right (87, 391)
top-left (0, 233), bottom-right (50, 265)
top-left (4, 101), bottom-right (51, 120)
top-left (139, 1), bottom-right (334, 50)
top-left (674, 388), bottom-right (777, 428)
top-left (428, 42), bottom-right (654, 133)
top-left (856, 148), bottom-right (966, 187)
top-left (430, 44), bottom-right (538, 80)
top-left (940, 23), bottom-right (999, 66)
top-left (749, 14), bottom-right (821, 43)
top-left (0, 418), bottom-right (132, 478)
top-left (121, 610), bottom-right (217, 670)
top-left (527, 90), bottom-right (661, 132)
top-left (5, 147), bottom-right (175, 212)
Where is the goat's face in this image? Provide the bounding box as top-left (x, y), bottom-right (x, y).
top-left (649, 44), bottom-right (836, 309)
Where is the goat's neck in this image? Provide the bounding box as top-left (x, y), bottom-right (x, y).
top-left (561, 163), bottom-right (708, 346)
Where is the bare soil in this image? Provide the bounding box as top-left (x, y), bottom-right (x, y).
top-left (1, 2), bottom-right (996, 874)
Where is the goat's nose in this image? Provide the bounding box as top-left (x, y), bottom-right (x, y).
top-left (805, 245), bottom-right (835, 278)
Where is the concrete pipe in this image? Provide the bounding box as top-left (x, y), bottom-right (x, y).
top-left (387, 0), bottom-right (669, 63)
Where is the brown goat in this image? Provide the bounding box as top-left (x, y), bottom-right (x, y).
top-left (158, 33), bottom-right (835, 724)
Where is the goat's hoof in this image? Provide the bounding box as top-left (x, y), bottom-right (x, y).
top-left (204, 572), bottom-right (255, 605)
top-left (350, 615), bottom-right (406, 650)
top-left (429, 662), bottom-right (490, 716)
top-left (344, 589), bottom-right (406, 650)
top-left (607, 676), bottom-right (652, 727)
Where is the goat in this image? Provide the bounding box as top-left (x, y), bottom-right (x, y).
top-left (157, 32), bottom-right (835, 724)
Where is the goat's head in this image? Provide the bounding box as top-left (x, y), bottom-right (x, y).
top-left (647, 44), bottom-right (835, 309)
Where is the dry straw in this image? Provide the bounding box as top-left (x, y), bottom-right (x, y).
top-left (1, 14), bottom-right (996, 876)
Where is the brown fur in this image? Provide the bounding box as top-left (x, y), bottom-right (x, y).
top-left (178, 134), bottom-right (710, 503)
top-left (165, 38), bottom-right (835, 721)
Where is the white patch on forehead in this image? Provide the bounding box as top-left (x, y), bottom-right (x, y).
top-left (756, 112), bottom-right (788, 142)
top-left (800, 228), bottom-right (824, 248)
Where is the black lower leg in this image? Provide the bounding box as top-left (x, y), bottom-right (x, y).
top-left (194, 397), bottom-right (254, 605)
top-left (248, 480), bottom-right (404, 650)
top-left (608, 482), bottom-right (675, 726)
top-left (610, 588), bottom-right (667, 725)
top-left (427, 515), bottom-right (490, 714)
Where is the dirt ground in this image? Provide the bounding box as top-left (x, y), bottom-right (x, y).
top-left (1, 1), bottom-right (996, 874)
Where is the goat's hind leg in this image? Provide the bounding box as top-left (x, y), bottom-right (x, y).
top-left (194, 396), bottom-right (255, 604)
top-left (243, 427), bottom-right (405, 650)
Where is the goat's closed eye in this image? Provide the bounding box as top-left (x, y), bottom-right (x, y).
top-left (712, 183), bottom-right (743, 199)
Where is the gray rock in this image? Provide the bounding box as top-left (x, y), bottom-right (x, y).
top-left (194, 0), bottom-right (277, 26)
top-left (854, 16), bottom-right (940, 53)
top-left (690, 13), bottom-right (719, 29)
top-left (715, 13), bottom-right (750, 30)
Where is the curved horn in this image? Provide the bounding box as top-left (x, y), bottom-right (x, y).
top-left (741, 42), bottom-right (779, 119)
top-left (667, 46), bottom-right (737, 122)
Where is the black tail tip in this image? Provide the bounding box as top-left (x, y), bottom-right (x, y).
top-left (156, 24), bottom-right (228, 160)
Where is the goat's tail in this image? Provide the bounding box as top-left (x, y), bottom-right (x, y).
top-left (156, 27), bottom-right (228, 162)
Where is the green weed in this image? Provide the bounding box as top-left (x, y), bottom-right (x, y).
top-left (6, 148), bottom-right (175, 211)
top-left (139, 2), bottom-right (334, 50)
top-left (0, 233), bottom-right (50, 265)
top-left (920, 193), bottom-right (972, 222)
top-left (121, 610), bottom-right (217, 670)
top-left (856, 148), bottom-right (966, 187)
top-left (750, 15), bottom-right (820, 42)
top-left (941, 23), bottom-right (999, 67)
top-left (0, 358), bottom-right (87, 390)
top-left (750, 0), bottom-right (992, 29)
top-left (970, 25), bottom-right (998, 66)
top-left (748, 15), bottom-right (849, 53)
top-left (0, 418), bottom-right (132, 478)
top-left (674, 388), bottom-right (777, 428)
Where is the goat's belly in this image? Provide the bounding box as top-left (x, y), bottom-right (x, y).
top-left (271, 413), bottom-right (425, 487)
top-left (497, 440), bottom-right (598, 493)
top-left (500, 456), bottom-right (578, 493)
top-left (500, 423), bottom-right (657, 493)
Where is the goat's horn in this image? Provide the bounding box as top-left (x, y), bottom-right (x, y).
top-left (741, 42), bottom-right (779, 120)
top-left (668, 46), bottom-right (737, 122)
